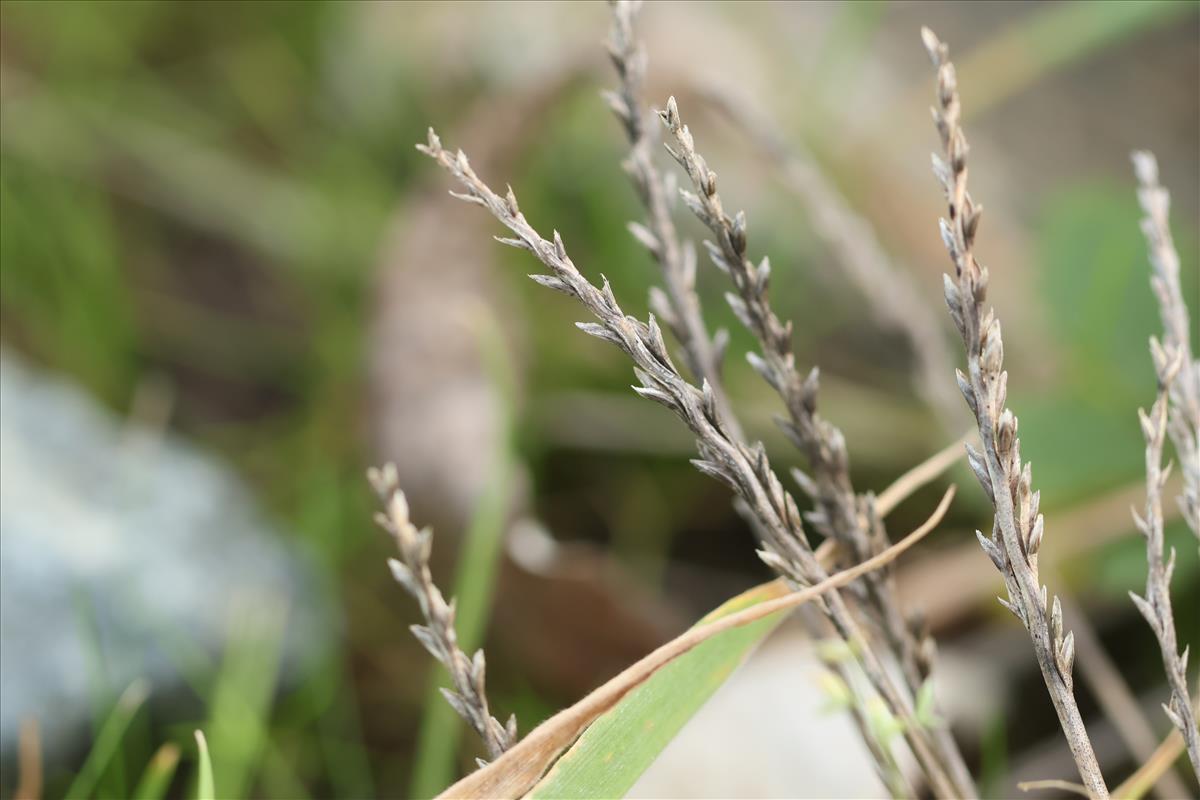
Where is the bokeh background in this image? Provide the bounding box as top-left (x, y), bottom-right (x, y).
top-left (1, 1), bottom-right (1198, 798)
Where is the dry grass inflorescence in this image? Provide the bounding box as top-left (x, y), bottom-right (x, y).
top-left (608, 3), bottom-right (970, 794)
top-left (1130, 151), bottom-right (1200, 778)
top-left (657, 90), bottom-right (974, 797)
top-left (367, 464), bottom-right (517, 764)
top-left (921, 26), bottom-right (1106, 797)
top-left (369, 5), bottom-right (1200, 798)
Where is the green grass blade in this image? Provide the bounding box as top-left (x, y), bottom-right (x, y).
top-left (954, 0), bottom-right (1190, 120)
top-left (527, 580), bottom-right (791, 799)
top-left (203, 597), bottom-right (287, 799)
top-left (805, 0), bottom-right (889, 103)
top-left (409, 310), bottom-right (518, 799)
top-left (64, 679), bottom-right (151, 800)
top-left (132, 743), bottom-right (181, 800)
top-left (882, 1), bottom-right (1190, 135)
top-left (315, 663), bottom-right (376, 799)
top-left (407, 470), bottom-right (511, 798)
top-left (194, 731), bottom-right (214, 800)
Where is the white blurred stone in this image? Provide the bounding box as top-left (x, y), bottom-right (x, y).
top-left (0, 352), bottom-right (330, 755)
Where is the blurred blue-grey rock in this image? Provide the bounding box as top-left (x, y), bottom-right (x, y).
top-left (0, 351), bottom-right (332, 755)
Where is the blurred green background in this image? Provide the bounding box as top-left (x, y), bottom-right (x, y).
top-left (1, 1), bottom-right (1197, 798)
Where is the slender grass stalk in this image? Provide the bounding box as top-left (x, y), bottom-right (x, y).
top-left (921, 26), bottom-right (1107, 798)
top-left (1132, 151), bottom-right (1200, 544)
top-left (1059, 595), bottom-right (1191, 800)
top-left (65, 680), bottom-right (151, 800)
top-left (604, 0), bottom-right (739, 442)
top-left (605, 8), bottom-right (908, 792)
top-left (701, 86), bottom-right (964, 426)
top-left (14, 719), bottom-right (42, 800)
top-left (203, 597), bottom-right (287, 799)
top-left (1114, 723), bottom-right (1192, 800)
top-left (1132, 374), bottom-right (1200, 778)
top-left (658, 93), bottom-right (911, 668)
top-left (1126, 165), bottom-right (1200, 776)
top-left (406, 309), bottom-right (519, 797)
top-left (194, 731), bottom-right (214, 800)
top-left (370, 461), bottom-right (516, 766)
top-left (372, 324), bottom-right (519, 791)
top-left (1018, 778), bottom-right (1090, 797)
top-left (132, 743), bottom-right (181, 800)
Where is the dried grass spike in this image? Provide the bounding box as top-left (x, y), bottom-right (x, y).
top-left (922, 27), bottom-right (1108, 797)
top-left (370, 469), bottom-right (515, 760)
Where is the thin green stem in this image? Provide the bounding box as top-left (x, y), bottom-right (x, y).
top-left (409, 308), bottom-right (519, 798)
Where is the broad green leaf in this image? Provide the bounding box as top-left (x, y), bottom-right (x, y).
top-left (525, 580), bottom-right (791, 799)
top-left (439, 488), bottom-right (952, 800)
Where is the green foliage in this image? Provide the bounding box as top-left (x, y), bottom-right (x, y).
top-left (914, 679), bottom-right (943, 729)
top-left (979, 712), bottom-right (1010, 799)
top-left (0, 166), bottom-right (137, 406)
top-left (203, 601), bottom-right (287, 799)
top-left (817, 670), bottom-right (854, 712)
top-left (865, 697), bottom-right (905, 751)
top-left (2, 2), bottom-right (1196, 797)
top-left (513, 92), bottom-right (650, 392)
top-left (526, 581), bottom-right (790, 800)
top-left (131, 743), bottom-right (181, 800)
top-left (1091, 519), bottom-right (1199, 602)
top-left (65, 681), bottom-right (150, 800)
top-left (1021, 183), bottom-right (1198, 506)
top-left (410, 314), bottom-right (520, 799)
top-left (195, 731), bottom-right (215, 800)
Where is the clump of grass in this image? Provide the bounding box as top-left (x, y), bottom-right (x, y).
top-left (386, 10), bottom-right (1199, 800)
top-left (416, 117), bottom-right (979, 795)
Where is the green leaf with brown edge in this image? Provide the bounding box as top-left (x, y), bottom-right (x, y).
top-left (437, 487), bottom-right (952, 800)
top-left (524, 578), bottom-right (791, 799)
